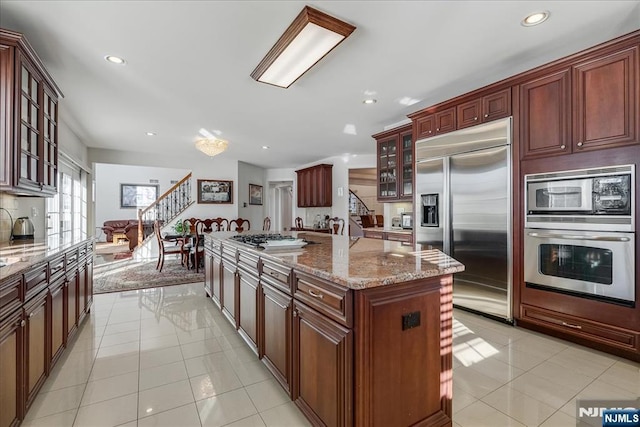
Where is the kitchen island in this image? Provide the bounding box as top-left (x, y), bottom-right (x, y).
top-left (203, 231), bottom-right (464, 427)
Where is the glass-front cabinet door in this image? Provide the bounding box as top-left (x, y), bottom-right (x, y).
top-left (399, 129), bottom-right (413, 199)
top-left (377, 137), bottom-right (397, 199)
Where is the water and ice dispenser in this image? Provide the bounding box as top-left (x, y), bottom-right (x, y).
top-left (421, 194), bottom-right (439, 227)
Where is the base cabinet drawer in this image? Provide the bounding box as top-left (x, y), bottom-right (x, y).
top-left (293, 271), bottom-right (352, 327)
top-left (520, 304), bottom-right (640, 353)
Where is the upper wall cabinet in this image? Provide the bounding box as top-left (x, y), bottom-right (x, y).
top-left (520, 43), bottom-right (639, 160)
top-left (457, 88), bottom-right (512, 129)
top-left (0, 28), bottom-right (63, 197)
top-left (373, 124), bottom-right (413, 202)
top-left (296, 164), bottom-right (332, 208)
top-left (572, 46), bottom-right (638, 152)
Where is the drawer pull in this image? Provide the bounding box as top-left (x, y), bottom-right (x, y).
top-left (20, 320), bottom-right (26, 327)
top-left (561, 321), bottom-right (582, 330)
top-left (308, 289), bottom-right (324, 299)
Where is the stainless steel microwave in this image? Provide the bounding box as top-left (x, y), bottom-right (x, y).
top-left (525, 165), bottom-right (634, 231)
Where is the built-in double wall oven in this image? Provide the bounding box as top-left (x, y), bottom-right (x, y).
top-left (524, 165), bottom-right (635, 307)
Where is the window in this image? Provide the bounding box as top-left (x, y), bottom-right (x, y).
top-left (46, 155), bottom-right (88, 245)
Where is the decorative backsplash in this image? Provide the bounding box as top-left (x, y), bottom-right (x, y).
top-left (0, 193), bottom-right (18, 242)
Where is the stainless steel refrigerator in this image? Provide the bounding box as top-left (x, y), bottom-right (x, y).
top-left (415, 118), bottom-right (512, 321)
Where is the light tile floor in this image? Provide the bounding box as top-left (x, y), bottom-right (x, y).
top-left (22, 283), bottom-right (639, 427)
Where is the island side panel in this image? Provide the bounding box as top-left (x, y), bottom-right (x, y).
top-left (355, 275), bottom-right (453, 427)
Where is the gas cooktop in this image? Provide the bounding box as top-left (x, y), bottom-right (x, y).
top-left (230, 234), bottom-right (297, 248)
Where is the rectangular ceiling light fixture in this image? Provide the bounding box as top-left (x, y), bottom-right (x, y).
top-left (251, 6), bottom-right (356, 88)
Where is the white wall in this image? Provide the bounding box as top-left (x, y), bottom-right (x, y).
top-left (94, 163), bottom-right (190, 241)
top-left (237, 161), bottom-right (266, 231)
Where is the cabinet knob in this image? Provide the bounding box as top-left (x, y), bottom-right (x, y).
top-left (293, 310), bottom-right (298, 318)
top-left (577, 142), bottom-right (584, 147)
top-left (560, 144), bottom-right (566, 150)
top-left (428, 130), bottom-right (432, 134)
top-left (474, 117), bottom-right (478, 121)
top-left (484, 113), bottom-right (489, 118)
top-left (436, 128), bottom-right (440, 131)
top-left (20, 320), bottom-right (26, 327)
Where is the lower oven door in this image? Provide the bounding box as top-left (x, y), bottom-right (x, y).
top-left (524, 228), bottom-right (635, 304)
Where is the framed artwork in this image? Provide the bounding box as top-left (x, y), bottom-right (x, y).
top-left (120, 184), bottom-right (159, 208)
top-left (198, 179), bottom-right (233, 204)
top-left (249, 184), bottom-right (263, 205)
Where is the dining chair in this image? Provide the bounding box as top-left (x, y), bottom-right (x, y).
top-left (329, 217), bottom-right (345, 235)
top-left (294, 217), bottom-right (303, 231)
top-left (228, 218), bottom-right (250, 232)
top-left (211, 217), bottom-right (228, 231)
top-left (263, 217), bottom-right (271, 231)
top-left (186, 220), bottom-right (206, 272)
top-left (375, 214), bottom-right (384, 227)
top-left (197, 219), bottom-right (215, 233)
top-left (183, 217), bottom-right (200, 234)
top-left (154, 220), bottom-right (185, 272)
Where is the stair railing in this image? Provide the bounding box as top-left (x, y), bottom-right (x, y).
top-left (349, 190), bottom-right (373, 216)
top-left (136, 173), bottom-right (193, 245)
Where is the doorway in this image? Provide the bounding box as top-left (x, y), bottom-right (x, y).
top-left (269, 181), bottom-right (293, 231)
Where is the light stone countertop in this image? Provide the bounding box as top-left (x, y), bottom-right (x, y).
top-left (208, 231), bottom-right (464, 290)
top-left (0, 237), bottom-right (93, 280)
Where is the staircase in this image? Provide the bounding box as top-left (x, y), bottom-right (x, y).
top-left (348, 190), bottom-right (373, 236)
top-left (134, 172), bottom-right (194, 249)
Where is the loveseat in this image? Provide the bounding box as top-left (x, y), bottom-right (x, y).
top-left (123, 220), bottom-right (157, 251)
top-left (101, 219), bottom-right (137, 243)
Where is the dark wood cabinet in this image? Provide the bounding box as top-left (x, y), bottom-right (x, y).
top-left (0, 29), bottom-right (62, 197)
top-left (221, 247), bottom-right (238, 328)
top-left (292, 300), bottom-right (353, 427)
top-left (260, 281), bottom-right (292, 395)
top-left (573, 46), bottom-right (638, 152)
top-left (77, 263), bottom-right (87, 323)
top-left (373, 124), bottom-right (413, 201)
top-left (0, 310), bottom-right (23, 427)
top-left (458, 88), bottom-right (512, 129)
top-left (23, 290), bottom-right (47, 409)
top-left (66, 267), bottom-right (78, 341)
top-left (204, 240), bottom-right (222, 309)
top-left (519, 68), bottom-right (572, 159)
top-left (0, 240), bottom-right (94, 426)
top-left (237, 267), bottom-right (259, 354)
top-left (414, 108), bottom-right (456, 140)
top-left (49, 277), bottom-right (65, 368)
top-left (296, 164), bottom-right (332, 208)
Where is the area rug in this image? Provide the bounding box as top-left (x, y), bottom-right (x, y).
top-left (93, 258), bottom-right (204, 294)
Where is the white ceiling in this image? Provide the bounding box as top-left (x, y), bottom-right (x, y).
top-left (1, 1), bottom-right (639, 169)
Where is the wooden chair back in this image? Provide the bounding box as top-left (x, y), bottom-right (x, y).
top-left (183, 217), bottom-right (199, 234)
top-left (210, 217), bottom-right (228, 231)
top-left (229, 218), bottom-right (250, 232)
top-left (263, 217), bottom-right (271, 231)
top-left (294, 217), bottom-right (303, 230)
top-left (360, 215), bottom-right (374, 228)
top-left (375, 215), bottom-right (384, 227)
top-left (329, 217), bottom-right (345, 235)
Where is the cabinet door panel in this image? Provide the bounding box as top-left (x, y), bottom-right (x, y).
top-left (25, 292), bottom-right (48, 406)
top-left (261, 282), bottom-right (292, 394)
top-left (573, 46), bottom-right (638, 151)
top-left (238, 270), bottom-right (259, 353)
top-left (50, 281), bottom-right (65, 366)
top-left (212, 254), bottom-right (222, 308)
top-left (435, 108), bottom-right (456, 134)
top-left (0, 311), bottom-right (23, 427)
top-left (457, 99), bottom-right (481, 129)
top-left (293, 301), bottom-right (352, 427)
top-left (520, 69), bottom-right (571, 159)
top-left (66, 271), bottom-right (78, 339)
top-left (222, 262), bottom-right (237, 328)
top-left (415, 114), bottom-right (435, 140)
top-left (483, 88), bottom-right (512, 122)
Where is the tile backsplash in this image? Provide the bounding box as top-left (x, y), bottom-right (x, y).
top-left (0, 193), bottom-right (19, 242)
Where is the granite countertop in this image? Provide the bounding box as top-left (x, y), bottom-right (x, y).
top-left (208, 231), bottom-right (464, 290)
top-left (0, 237), bottom-right (93, 279)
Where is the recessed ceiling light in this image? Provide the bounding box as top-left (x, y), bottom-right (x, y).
top-left (105, 55), bottom-right (126, 65)
top-left (262, 145), bottom-right (270, 150)
top-left (363, 99), bottom-right (377, 104)
top-left (145, 132), bottom-right (156, 136)
top-left (521, 11), bottom-right (550, 27)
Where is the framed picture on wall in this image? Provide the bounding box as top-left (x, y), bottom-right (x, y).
top-left (249, 184), bottom-right (263, 205)
top-left (120, 184), bottom-right (159, 208)
top-left (198, 179), bottom-right (233, 204)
